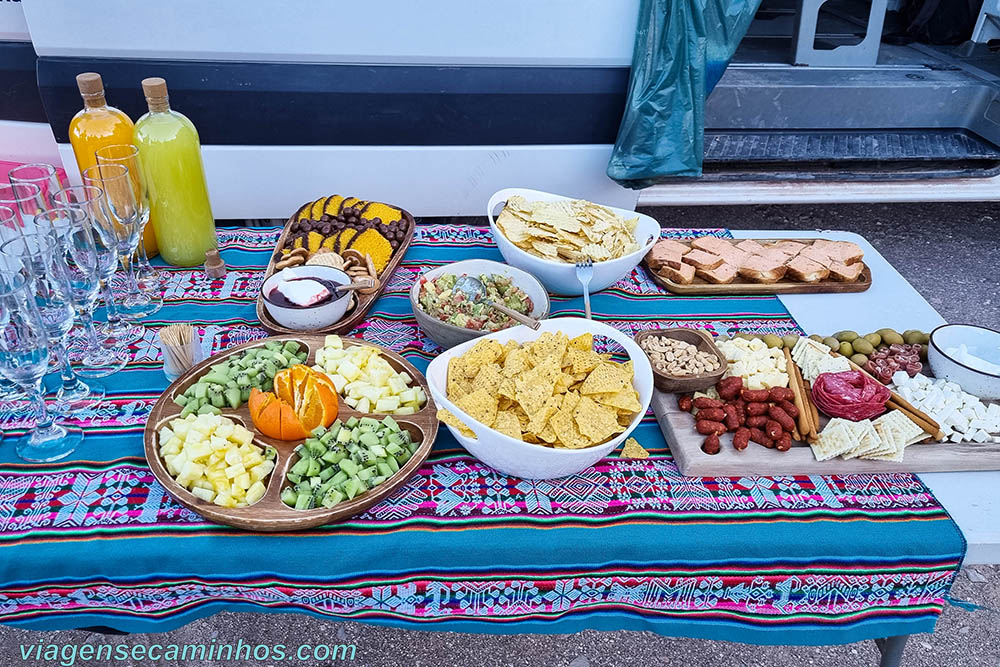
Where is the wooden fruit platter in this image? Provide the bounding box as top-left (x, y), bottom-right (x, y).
top-left (256, 204), bottom-right (416, 335)
top-left (644, 237), bottom-right (872, 295)
top-left (144, 334), bottom-right (437, 531)
top-left (651, 389), bottom-right (1000, 476)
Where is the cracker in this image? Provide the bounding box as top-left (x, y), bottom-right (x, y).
top-left (810, 419), bottom-right (859, 461)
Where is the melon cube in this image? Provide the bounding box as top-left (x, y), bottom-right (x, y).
top-left (191, 487), bottom-right (215, 502)
top-left (245, 481), bottom-right (266, 505)
top-left (376, 396), bottom-right (401, 413)
top-left (339, 360), bottom-right (362, 383)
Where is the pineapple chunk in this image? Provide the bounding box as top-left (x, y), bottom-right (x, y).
top-left (224, 448), bottom-right (243, 466)
top-left (213, 491), bottom-right (236, 508)
top-left (214, 422), bottom-right (235, 440)
top-left (324, 334), bottom-right (343, 349)
top-left (235, 472), bottom-right (252, 490)
top-left (375, 396), bottom-right (401, 413)
top-left (231, 425), bottom-right (254, 446)
top-left (225, 463), bottom-right (245, 479)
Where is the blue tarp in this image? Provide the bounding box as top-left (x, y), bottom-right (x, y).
top-left (608, 0), bottom-right (761, 187)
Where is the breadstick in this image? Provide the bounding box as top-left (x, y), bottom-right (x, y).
top-left (783, 348), bottom-right (810, 440)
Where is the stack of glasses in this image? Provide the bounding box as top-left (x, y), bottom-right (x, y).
top-left (0, 153), bottom-right (164, 462)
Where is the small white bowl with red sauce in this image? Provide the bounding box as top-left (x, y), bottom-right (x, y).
top-left (261, 266), bottom-right (353, 331)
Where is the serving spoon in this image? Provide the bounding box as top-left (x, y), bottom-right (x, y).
top-left (453, 275), bottom-right (542, 330)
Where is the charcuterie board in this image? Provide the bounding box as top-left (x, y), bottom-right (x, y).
top-left (256, 203), bottom-right (415, 336)
top-left (644, 237), bottom-right (872, 295)
top-left (144, 334), bottom-right (437, 532)
top-left (651, 389), bottom-right (1000, 475)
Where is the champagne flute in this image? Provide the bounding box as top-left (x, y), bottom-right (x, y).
top-left (40, 207), bottom-right (121, 398)
top-left (53, 185), bottom-right (143, 351)
top-left (0, 205), bottom-right (24, 405)
top-left (95, 144), bottom-right (164, 306)
top-left (1, 230), bottom-right (105, 413)
top-left (0, 270), bottom-right (83, 462)
top-left (81, 164), bottom-right (147, 322)
top-left (9, 163), bottom-right (63, 209)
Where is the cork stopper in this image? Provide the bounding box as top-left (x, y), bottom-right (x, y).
top-left (142, 77), bottom-right (170, 112)
top-left (76, 72), bottom-right (106, 107)
top-left (204, 249), bottom-right (226, 279)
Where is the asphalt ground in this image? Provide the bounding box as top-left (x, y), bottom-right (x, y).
top-left (1, 202), bottom-right (998, 667)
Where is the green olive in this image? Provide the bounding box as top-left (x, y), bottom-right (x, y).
top-left (903, 330), bottom-right (924, 345)
top-left (762, 334), bottom-right (783, 349)
top-left (877, 328), bottom-right (899, 340)
top-left (882, 332), bottom-right (905, 346)
top-left (850, 353), bottom-right (869, 366)
top-left (838, 341), bottom-right (854, 357)
top-left (863, 333), bottom-right (881, 347)
top-left (920, 344), bottom-right (928, 361)
top-left (852, 338), bottom-right (874, 355)
top-left (919, 332), bottom-right (930, 344)
top-left (782, 334), bottom-right (800, 349)
top-left (823, 337), bottom-right (841, 350)
top-left (835, 330), bottom-right (859, 342)
top-left (809, 334), bottom-right (825, 343)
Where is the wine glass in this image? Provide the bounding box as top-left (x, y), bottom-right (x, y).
top-left (0, 270), bottom-right (83, 462)
top-left (1, 229), bottom-right (105, 414)
top-left (81, 164), bottom-right (148, 322)
top-left (95, 144), bottom-right (164, 307)
top-left (52, 185), bottom-right (143, 354)
top-left (9, 163), bottom-right (63, 209)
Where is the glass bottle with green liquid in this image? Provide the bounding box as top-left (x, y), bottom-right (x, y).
top-left (133, 77), bottom-right (217, 267)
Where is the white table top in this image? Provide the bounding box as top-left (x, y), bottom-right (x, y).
top-left (731, 230), bottom-right (1000, 565)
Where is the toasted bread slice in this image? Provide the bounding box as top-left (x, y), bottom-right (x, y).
top-left (690, 236), bottom-right (733, 255)
top-left (735, 240), bottom-right (765, 255)
top-left (681, 249), bottom-right (724, 270)
top-left (827, 260), bottom-right (865, 282)
top-left (831, 241), bottom-right (864, 265)
top-left (696, 262), bottom-right (738, 284)
top-left (785, 255), bottom-right (830, 282)
top-left (738, 255), bottom-right (788, 283)
top-left (654, 238), bottom-right (693, 256)
top-left (799, 245), bottom-right (833, 267)
top-left (713, 245), bottom-right (749, 268)
top-left (655, 262), bottom-right (696, 285)
top-left (645, 244), bottom-right (684, 271)
top-left (770, 241), bottom-right (808, 256)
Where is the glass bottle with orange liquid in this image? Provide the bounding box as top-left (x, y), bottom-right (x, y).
top-left (133, 77), bottom-right (217, 267)
top-left (68, 72), bottom-right (158, 257)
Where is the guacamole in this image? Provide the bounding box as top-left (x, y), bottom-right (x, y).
top-left (418, 273), bottom-right (533, 332)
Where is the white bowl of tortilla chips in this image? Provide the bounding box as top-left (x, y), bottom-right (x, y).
top-left (426, 317), bottom-right (654, 479)
top-left (488, 188), bottom-right (659, 296)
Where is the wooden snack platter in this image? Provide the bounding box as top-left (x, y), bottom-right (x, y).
top-left (144, 334), bottom-right (437, 532)
top-left (651, 388), bottom-right (1000, 476)
top-left (256, 206), bottom-right (416, 335)
top-left (644, 238), bottom-right (872, 295)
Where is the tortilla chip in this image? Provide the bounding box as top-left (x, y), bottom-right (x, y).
top-left (593, 386), bottom-right (642, 414)
top-left (462, 339), bottom-right (504, 375)
top-left (438, 408), bottom-right (475, 438)
top-left (579, 362), bottom-right (629, 395)
top-left (569, 333), bottom-right (593, 351)
top-left (621, 437), bottom-right (649, 459)
top-left (455, 389), bottom-right (498, 430)
top-left (473, 363), bottom-right (504, 396)
top-left (493, 410), bottom-right (522, 440)
top-left (573, 395), bottom-right (623, 444)
top-left (526, 396), bottom-right (561, 435)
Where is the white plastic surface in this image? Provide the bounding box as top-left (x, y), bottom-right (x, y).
top-left (734, 230), bottom-right (1000, 564)
top-left (487, 188), bottom-right (659, 295)
top-left (425, 317), bottom-right (654, 480)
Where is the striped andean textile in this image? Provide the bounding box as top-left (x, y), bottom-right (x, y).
top-left (0, 225), bottom-right (964, 641)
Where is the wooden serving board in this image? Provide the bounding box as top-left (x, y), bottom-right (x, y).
top-left (256, 207), bottom-right (416, 335)
top-left (645, 237), bottom-right (872, 295)
top-left (651, 388), bottom-right (1000, 476)
top-left (144, 334), bottom-right (438, 532)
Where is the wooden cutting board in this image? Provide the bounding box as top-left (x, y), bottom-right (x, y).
top-left (650, 388), bottom-right (1000, 476)
top-left (644, 237), bottom-right (872, 295)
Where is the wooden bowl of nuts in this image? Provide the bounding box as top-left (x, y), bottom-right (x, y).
top-left (634, 328), bottom-right (726, 393)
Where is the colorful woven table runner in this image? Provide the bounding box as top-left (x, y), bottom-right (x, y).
top-left (0, 226), bottom-right (965, 642)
